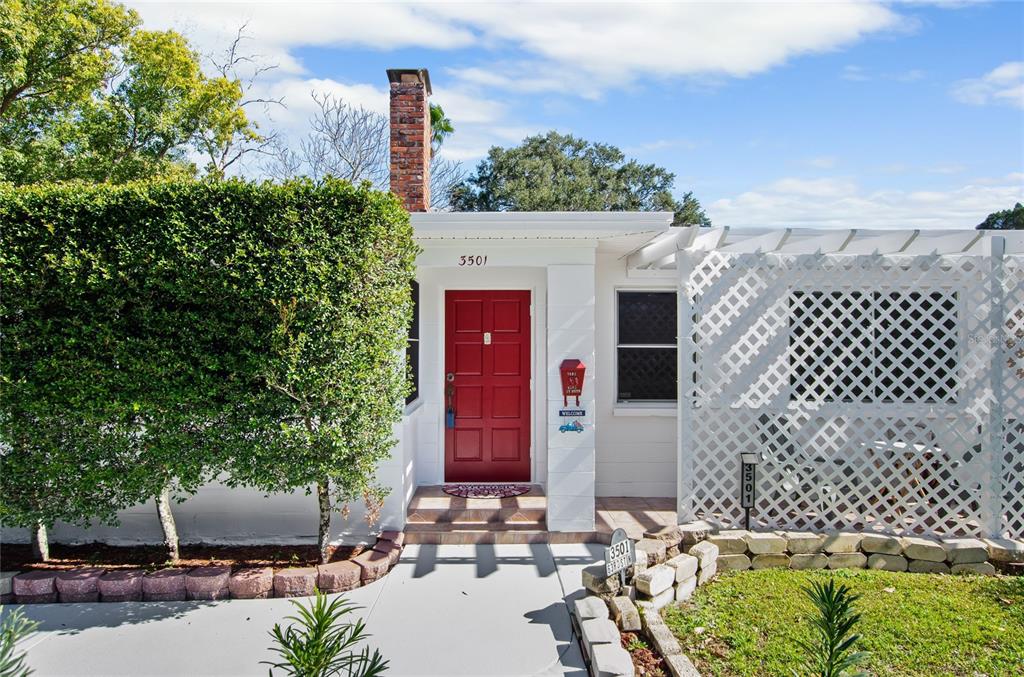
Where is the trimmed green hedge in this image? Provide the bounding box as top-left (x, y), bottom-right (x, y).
top-left (0, 179), bottom-right (418, 557)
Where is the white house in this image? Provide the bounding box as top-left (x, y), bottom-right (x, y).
top-left (21, 68), bottom-right (1024, 547)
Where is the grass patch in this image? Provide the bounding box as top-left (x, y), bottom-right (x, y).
top-left (662, 568), bottom-right (1024, 676)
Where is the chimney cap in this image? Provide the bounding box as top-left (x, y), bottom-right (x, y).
top-left (386, 68), bottom-right (431, 95)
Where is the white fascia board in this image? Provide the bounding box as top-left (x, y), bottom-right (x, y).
top-left (410, 211), bottom-right (674, 240)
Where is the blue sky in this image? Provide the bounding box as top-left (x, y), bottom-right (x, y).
top-left (132, 1), bottom-right (1024, 228)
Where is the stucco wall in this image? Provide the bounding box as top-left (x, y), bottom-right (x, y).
top-left (593, 251), bottom-right (677, 498)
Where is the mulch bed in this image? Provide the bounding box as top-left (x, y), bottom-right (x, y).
top-left (621, 631), bottom-right (666, 677)
top-left (1, 543), bottom-right (363, 572)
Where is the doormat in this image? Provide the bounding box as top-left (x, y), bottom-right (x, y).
top-left (442, 484), bottom-right (531, 499)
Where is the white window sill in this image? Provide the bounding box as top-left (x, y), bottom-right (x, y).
top-left (613, 405), bottom-right (678, 417)
top-left (403, 398), bottom-right (424, 417)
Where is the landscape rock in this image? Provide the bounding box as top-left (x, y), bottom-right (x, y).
top-left (649, 624), bottom-right (682, 657)
top-left (353, 549), bottom-right (390, 582)
top-left (687, 540), bottom-right (719, 568)
top-left (582, 564), bottom-right (621, 595)
top-left (666, 553), bottom-right (698, 582)
top-left (827, 553), bottom-right (867, 570)
top-left (744, 532), bottom-right (786, 554)
top-left (229, 567), bottom-right (273, 599)
top-left (143, 568), bottom-right (189, 602)
top-left (901, 537), bottom-right (945, 562)
top-left (13, 570), bottom-right (56, 598)
top-left (371, 540), bottom-right (402, 567)
top-left (697, 558), bottom-right (718, 585)
top-left (781, 531), bottom-right (824, 554)
top-left (187, 566), bottom-right (231, 600)
top-left (717, 554), bottom-right (751, 572)
top-left (638, 586), bottom-right (675, 610)
top-left (581, 617), bottom-right (620, 648)
top-left (823, 532), bottom-right (863, 554)
top-left (635, 538), bottom-right (668, 565)
top-left (609, 596), bottom-right (640, 631)
top-left (790, 553), bottom-right (829, 570)
top-left (678, 520), bottom-right (716, 546)
top-left (274, 567), bottom-right (317, 598)
top-left (908, 559), bottom-right (950, 574)
top-left (318, 561), bottom-right (362, 593)
top-left (635, 564), bottom-right (675, 597)
top-left (708, 530), bottom-right (749, 555)
top-left (867, 554), bottom-right (908, 572)
top-left (983, 538), bottom-right (1024, 563)
top-left (55, 568), bottom-right (105, 603)
top-left (665, 653), bottom-right (701, 677)
top-left (379, 530), bottom-right (405, 547)
top-left (644, 525), bottom-right (683, 551)
top-left (575, 596), bottom-right (610, 621)
top-left (861, 534), bottom-right (903, 555)
top-left (1, 571), bottom-right (16, 603)
top-left (675, 576), bottom-right (697, 602)
top-left (98, 569), bottom-right (144, 602)
top-left (640, 602), bottom-right (666, 631)
top-left (591, 643), bottom-right (634, 677)
top-left (942, 538), bottom-right (988, 565)
top-left (751, 554), bottom-right (790, 569)
top-left (951, 562), bottom-right (996, 576)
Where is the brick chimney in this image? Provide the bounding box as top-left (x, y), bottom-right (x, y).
top-left (387, 68), bottom-right (431, 212)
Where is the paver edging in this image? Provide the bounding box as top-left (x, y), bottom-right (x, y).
top-left (1, 533), bottom-right (404, 606)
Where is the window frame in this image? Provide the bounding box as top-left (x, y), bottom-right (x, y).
top-left (615, 288), bottom-right (679, 405)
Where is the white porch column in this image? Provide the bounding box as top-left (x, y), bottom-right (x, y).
top-left (676, 251), bottom-right (697, 523)
top-left (546, 263), bottom-right (596, 532)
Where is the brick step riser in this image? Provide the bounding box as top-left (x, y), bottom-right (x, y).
top-left (406, 509), bottom-right (547, 525)
top-left (403, 530), bottom-right (603, 545)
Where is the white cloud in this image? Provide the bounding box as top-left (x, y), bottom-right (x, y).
top-left (709, 174), bottom-right (1024, 229)
top-left (950, 62), bottom-right (1024, 109)
top-left (128, 1), bottom-right (905, 99)
top-left (842, 65), bottom-right (871, 82)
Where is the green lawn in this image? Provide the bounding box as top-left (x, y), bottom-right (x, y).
top-left (662, 568), bottom-right (1024, 677)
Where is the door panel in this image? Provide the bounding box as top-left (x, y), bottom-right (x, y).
top-left (445, 290), bottom-right (531, 482)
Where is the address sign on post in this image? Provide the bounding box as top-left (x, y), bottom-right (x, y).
top-left (604, 528), bottom-right (635, 584)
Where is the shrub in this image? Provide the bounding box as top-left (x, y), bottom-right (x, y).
top-left (0, 608), bottom-right (38, 677)
top-left (264, 591), bottom-right (388, 677)
top-left (795, 578), bottom-right (869, 677)
top-left (0, 178), bottom-right (417, 561)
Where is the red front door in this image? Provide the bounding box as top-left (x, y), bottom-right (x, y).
top-left (444, 290), bottom-right (531, 482)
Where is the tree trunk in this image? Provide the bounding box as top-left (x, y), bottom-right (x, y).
top-left (317, 480), bottom-right (332, 565)
top-left (155, 485), bottom-right (180, 563)
top-left (31, 521), bottom-right (49, 562)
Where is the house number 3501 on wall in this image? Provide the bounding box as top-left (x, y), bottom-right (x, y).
top-left (459, 255), bottom-right (488, 266)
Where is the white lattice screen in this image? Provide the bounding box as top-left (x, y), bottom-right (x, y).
top-left (678, 248), bottom-right (1024, 538)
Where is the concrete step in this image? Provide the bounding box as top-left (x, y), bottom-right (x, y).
top-left (403, 528), bottom-right (601, 545)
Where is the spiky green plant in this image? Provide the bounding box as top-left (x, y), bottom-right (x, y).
top-left (264, 591), bottom-right (388, 677)
top-left (0, 608), bottom-right (39, 677)
top-left (795, 579), bottom-right (869, 677)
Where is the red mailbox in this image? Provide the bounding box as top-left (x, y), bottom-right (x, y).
top-left (560, 359), bottom-right (586, 406)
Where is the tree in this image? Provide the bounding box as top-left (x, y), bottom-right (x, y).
top-left (450, 131), bottom-right (710, 226)
top-left (977, 203), bottom-right (1024, 230)
top-left (0, 0), bottom-right (263, 184)
top-left (264, 96), bottom-right (466, 209)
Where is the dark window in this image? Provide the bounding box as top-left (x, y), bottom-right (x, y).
top-left (789, 290), bottom-right (958, 404)
top-left (617, 291), bottom-right (677, 401)
top-left (406, 280), bottom-right (419, 405)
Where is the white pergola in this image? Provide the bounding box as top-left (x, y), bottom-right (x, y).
top-left (630, 225), bottom-right (1024, 539)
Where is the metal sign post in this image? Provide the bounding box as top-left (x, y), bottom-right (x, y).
top-left (740, 452), bottom-right (759, 530)
top-left (604, 528), bottom-right (635, 587)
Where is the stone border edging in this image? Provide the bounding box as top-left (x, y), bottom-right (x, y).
top-left (0, 531), bottom-right (404, 605)
top-left (574, 522), bottom-right (1024, 677)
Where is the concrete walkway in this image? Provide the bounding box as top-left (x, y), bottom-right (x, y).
top-left (8, 543), bottom-right (604, 676)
